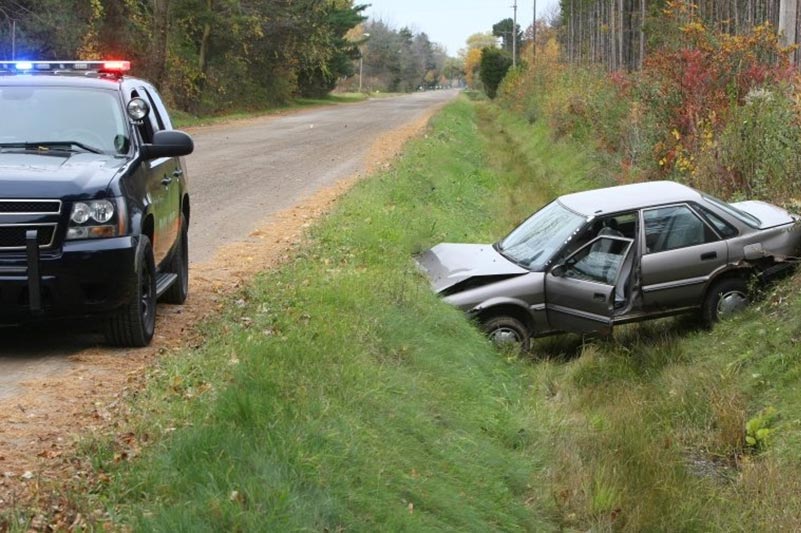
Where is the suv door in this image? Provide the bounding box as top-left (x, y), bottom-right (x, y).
top-left (545, 236), bottom-right (634, 334)
top-left (133, 87), bottom-right (179, 265)
top-left (640, 204), bottom-right (727, 310)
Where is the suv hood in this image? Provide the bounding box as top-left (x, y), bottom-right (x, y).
top-left (0, 152), bottom-right (126, 198)
top-left (417, 243), bottom-right (528, 293)
top-left (732, 200), bottom-right (796, 229)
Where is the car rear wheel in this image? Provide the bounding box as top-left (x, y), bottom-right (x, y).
top-left (161, 214), bottom-right (189, 304)
top-left (482, 316), bottom-right (531, 352)
top-left (105, 236), bottom-right (156, 347)
top-left (702, 277), bottom-right (749, 326)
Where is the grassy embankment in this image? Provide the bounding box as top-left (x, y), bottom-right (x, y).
top-left (20, 93), bottom-right (801, 531)
top-left (57, 97), bottom-right (592, 531)
top-left (171, 93), bottom-right (369, 128)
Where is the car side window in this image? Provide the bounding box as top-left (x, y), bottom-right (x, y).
top-left (562, 236), bottom-right (632, 285)
top-left (694, 205), bottom-right (738, 238)
top-left (644, 205), bottom-right (718, 253)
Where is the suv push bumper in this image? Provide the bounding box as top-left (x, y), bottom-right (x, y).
top-left (0, 235), bottom-right (138, 322)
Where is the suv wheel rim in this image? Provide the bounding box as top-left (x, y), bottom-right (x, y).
top-left (717, 290), bottom-right (747, 319)
top-left (490, 327), bottom-right (521, 345)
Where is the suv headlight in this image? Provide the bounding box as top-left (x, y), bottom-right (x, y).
top-left (66, 198), bottom-right (128, 240)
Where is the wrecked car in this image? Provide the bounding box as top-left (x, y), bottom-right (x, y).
top-left (418, 181), bottom-right (801, 350)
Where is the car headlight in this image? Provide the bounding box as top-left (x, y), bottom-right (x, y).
top-left (66, 198), bottom-right (127, 240)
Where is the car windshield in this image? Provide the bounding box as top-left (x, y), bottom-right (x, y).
top-left (702, 194), bottom-right (761, 228)
top-left (498, 200), bottom-right (587, 270)
top-left (0, 86), bottom-right (128, 154)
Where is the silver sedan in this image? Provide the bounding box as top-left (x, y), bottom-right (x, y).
top-left (418, 181), bottom-right (801, 350)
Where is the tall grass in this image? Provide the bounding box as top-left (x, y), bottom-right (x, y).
top-left (16, 93), bottom-right (801, 532)
top-left (65, 98), bottom-right (590, 532)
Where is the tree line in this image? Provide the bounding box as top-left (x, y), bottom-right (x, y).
top-left (0, 0), bottom-right (367, 113)
top-left (347, 20), bottom-right (462, 93)
top-left (558, 0), bottom-right (801, 71)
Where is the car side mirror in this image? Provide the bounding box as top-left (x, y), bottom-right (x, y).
top-left (141, 130), bottom-right (194, 160)
top-left (551, 264), bottom-right (566, 277)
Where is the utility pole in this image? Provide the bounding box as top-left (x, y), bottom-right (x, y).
top-left (358, 32), bottom-right (370, 93)
top-left (532, 0), bottom-right (536, 63)
top-left (512, 0), bottom-right (518, 68)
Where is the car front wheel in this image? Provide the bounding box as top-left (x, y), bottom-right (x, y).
top-left (105, 236), bottom-right (157, 347)
top-left (482, 316), bottom-right (531, 352)
top-left (702, 277), bottom-right (749, 326)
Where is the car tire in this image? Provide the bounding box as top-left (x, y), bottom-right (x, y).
top-left (482, 316), bottom-right (531, 352)
top-left (105, 236), bottom-right (156, 347)
top-left (161, 214), bottom-right (189, 305)
top-left (702, 277), bottom-right (749, 326)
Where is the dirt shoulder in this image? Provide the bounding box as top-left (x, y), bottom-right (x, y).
top-left (0, 103), bottom-right (445, 513)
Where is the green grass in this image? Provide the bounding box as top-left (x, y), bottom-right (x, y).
top-left (171, 93), bottom-right (368, 128)
top-left (57, 97), bottom-right (593, 532)
top-left (12, 94), bottom-right (801, 532)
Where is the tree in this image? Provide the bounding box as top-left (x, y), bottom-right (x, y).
top-left (297, 1), bottom-right (367, 97)
top-left (492, 18), bottom-right (521, 59)
top-left (462, 31), bottom-right (498, 55)
top-left (479, 47), bottom-right (512, 98)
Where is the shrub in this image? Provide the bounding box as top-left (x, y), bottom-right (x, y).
top-left (480, 47), bottom-right (513, 99)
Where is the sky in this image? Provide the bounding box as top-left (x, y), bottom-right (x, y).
top-left (363, 0), bottom-right (560, 57)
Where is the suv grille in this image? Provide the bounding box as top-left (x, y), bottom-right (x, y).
top-left (0, 200), bottom-right (62, 214)
top-left (0, 224), bottom-right (57, 250)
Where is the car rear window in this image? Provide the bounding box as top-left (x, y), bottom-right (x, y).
top-left (702, 195), bottom-right (761, 228)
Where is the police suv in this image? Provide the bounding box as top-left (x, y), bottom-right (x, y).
top-left (0, 60), bottom-right (193, 347)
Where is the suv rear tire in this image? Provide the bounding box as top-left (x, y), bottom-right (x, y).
top-left (105, 236), bottom-right (156, 347)
top-left (161, 214), bottom-right (189, 305)
top-left (702, 277), bottom-right (749, 326)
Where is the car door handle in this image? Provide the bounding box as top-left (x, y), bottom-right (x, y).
top-left (161, 175), bottom-right (172, 186)
top-left (593, 293), bottom-right (607, 302)
top-left (700, 251), bottom-right (717, 261)
top-left (172, 168), bottom-right (184, 178)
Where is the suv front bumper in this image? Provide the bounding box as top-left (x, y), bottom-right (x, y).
top-left (0, 235), bottom-right (138, 323)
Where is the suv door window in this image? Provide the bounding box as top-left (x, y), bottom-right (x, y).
top-left (644, 205), bottom-right (718, 253)
top-left (142, 86), bottom-right (173, 130)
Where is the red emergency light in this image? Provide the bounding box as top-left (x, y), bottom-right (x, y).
top-left (99, 61), bottom-right (131, 73)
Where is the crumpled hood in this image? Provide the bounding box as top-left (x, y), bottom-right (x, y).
top-left (0, 152), bottom-right (126, 198)
top-left (732, 200), bottom-right (796, 229)
top-left (417, 243), bottom-right (528, 293)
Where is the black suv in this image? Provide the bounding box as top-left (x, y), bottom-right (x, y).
top-left (0, 60), bottom-right (194, 347)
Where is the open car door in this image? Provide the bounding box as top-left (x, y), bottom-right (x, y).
top-left (545, 236), bottom-right (634, 334)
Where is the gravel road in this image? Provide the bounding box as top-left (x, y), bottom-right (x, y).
top-left (0, 89), bottom-right (458, 400)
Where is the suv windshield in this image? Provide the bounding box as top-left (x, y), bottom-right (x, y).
top-left (0, 86), bottom-right (128, 154)
top-left (498, 200), bottom-right (587, 270)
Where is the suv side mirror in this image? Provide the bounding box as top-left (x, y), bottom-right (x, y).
top-left (141, 130), bottom-right (194, 160)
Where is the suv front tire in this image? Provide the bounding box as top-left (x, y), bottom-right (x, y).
top-left (105, 236), bottom-right (156, 347)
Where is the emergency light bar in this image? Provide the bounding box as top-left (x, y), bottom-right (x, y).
top-left (0, 60), bottom-right (131, 76)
